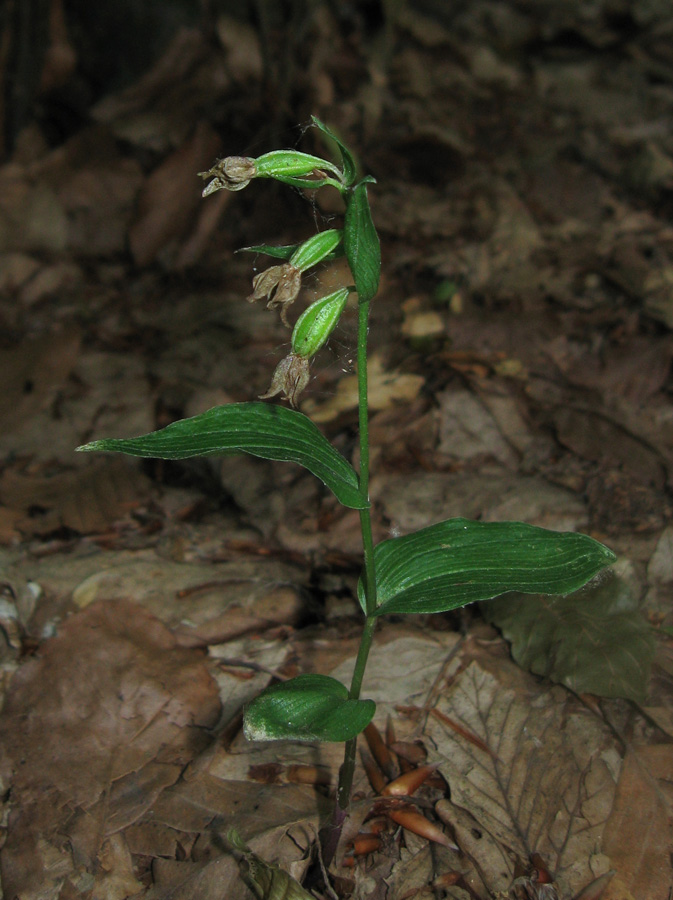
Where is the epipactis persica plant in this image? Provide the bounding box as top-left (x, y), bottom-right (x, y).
top-left (77, 117), bottom-right (616, 809)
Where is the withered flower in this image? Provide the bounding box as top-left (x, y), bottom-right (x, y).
top-left (199, 157), bottom-right (257, 196)
top-left (259, 354), bottom-right (310, 408)
top-left (248, 264), bottom-right (302, 327)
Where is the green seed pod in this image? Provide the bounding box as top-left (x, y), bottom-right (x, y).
top-left (289, 229), bottom-right (342, 272)
top-left (255, 150), bottom-right (342, 181)
top-left (292, 288), bottom-right (350, 358)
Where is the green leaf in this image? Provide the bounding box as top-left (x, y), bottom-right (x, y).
top-left (360, 518), bottom-right (616, 616)
top-left (238, 243), bottom-right (298, 260)
top-left (243, 674), bottom-right (375, 742)
top-left (311, 116), bottom-right (358, 186)
top-left (344, 180), bottom-right (380, 304)
top-left (483, 573), bottom-right (655, 702)
top-left (239, 242), bottom-right (344, 263)
top-left (77, 401), bottom-right (367, 510)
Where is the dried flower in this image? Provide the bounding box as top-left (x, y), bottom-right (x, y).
top-left (199, 157), bottom-right (256, 195)
top-left (260, 354), bottom-right (310, 407)
top-left (248, 264), bottom-right (302, 327)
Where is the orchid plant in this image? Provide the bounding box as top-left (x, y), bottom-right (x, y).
top-left (77, 117), bottom-right (616, 811)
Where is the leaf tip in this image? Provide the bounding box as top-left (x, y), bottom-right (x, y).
top-left (75, 441), bottom-right (102, 452)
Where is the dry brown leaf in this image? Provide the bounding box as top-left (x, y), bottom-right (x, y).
top-left (553, 405), bottom-right (667, 489)
top-left (386, 846), bottom-right (435, 900)
top-left (0, 175), bottom-right (68, 254)
top-left (303, 353), bottom-right (424, 423)
top-left (372, 471), bottom-right (587, 535)
top-left (436, 387), bottom-right (519, 467)
top-left (143, 777), bottom-right (325, 900)
top-left (68, 552), bottom-right (306, 643)
top-left (425, 658), bottom-right (618, 897)
top-left (129, 121), bottom-right (222, 266)
top-left (26, 126), bottom-right (144, 256)
top-left (91, 29), bottom-right (224, 153)
top-left (602, 745), bottom-right (673, 898)
top-left (0, 599), bottom-right (221, 900)
top-left (92, 833), bottom-right (144, 900)
top-left (548, 335), bottom-right (673, 406)
top-left (0, 459), bottom-right (153, 535)
top-left (0, 329), bottom-right (81, 433)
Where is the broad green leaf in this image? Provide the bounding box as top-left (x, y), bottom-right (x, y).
top-left (77, 401), bottom-right (367, 510)
top-left (483, 573), bottom-right (655, 702)
top-left (243, 674), bottom-right (375, 742)
top-left (311, 116), bottom-right (358, 186)
top-left (360, 518), bottom-right (616, 616)
top-left (344, 179), bottom-right (381, 304)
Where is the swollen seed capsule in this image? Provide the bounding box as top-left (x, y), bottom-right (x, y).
top-left (255, 150), bottom-right (342, 181)
top-left (291, 288), bottom-right (350, 358)
top-left (289, 229), bottom-right (342, 272)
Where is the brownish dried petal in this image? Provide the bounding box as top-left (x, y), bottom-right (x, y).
top-left (248, 264), bottom-right (301, 327)
top-left (259, 354), bottom-right (310, 407)
top-left (199, 156), bottom-right (256, 195)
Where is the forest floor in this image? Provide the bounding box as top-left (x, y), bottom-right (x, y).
top-left (0, 3), bottom-right (672, 899)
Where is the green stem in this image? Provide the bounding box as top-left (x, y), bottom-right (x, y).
top-left (337, 295), bottom-right (378, 809)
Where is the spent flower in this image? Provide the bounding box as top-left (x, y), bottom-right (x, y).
top-left (248, 264), bottom-right (302, 327)
top-left (259, 353), bottom-right (310, 407)
top-left (199, 157), bottom-right (256, 195)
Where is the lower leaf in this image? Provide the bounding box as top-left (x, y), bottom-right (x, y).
top-left (359, 518), bottom-right (616, 616)
top-left (243, 674), bottom-right (375, 743)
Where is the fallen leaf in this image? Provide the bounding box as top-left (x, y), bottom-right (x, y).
top-left (484, 572), bottom-right (655, 702)
top-left (426, 657), bottom-right (618, 897)
top-left (0, 329), bottom-right (81, 433)
top-left (129, 120), bottom-right (222, 266)
top-left (436, 387), bottom-right (519, 467)
top-left (0, 599), bottom-right (221, 900)
top-left (602, 746), bottom-right (673, 898)
top-left (303, 353), bottom-right (424, 423)
top-left (553, 405), bottom-right (667, 489)
top-left (92, 29), bottom-right (223, 153)
top-left (0, 459), bottom-right (153, 535)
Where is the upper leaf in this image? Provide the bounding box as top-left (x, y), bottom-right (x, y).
top-left (77, 401), bottom-right (367, 510)
top-left (359, 518), bottom-right (616, 616)
top-left (344, 180), bottom-right (381, 304)
top-left (243, 674), bottom-right (376, 743)
top-left (311, 116), bottom-right (358, 186)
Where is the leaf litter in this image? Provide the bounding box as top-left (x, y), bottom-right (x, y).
top-left (1, 0), bottom-right (673, 896)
